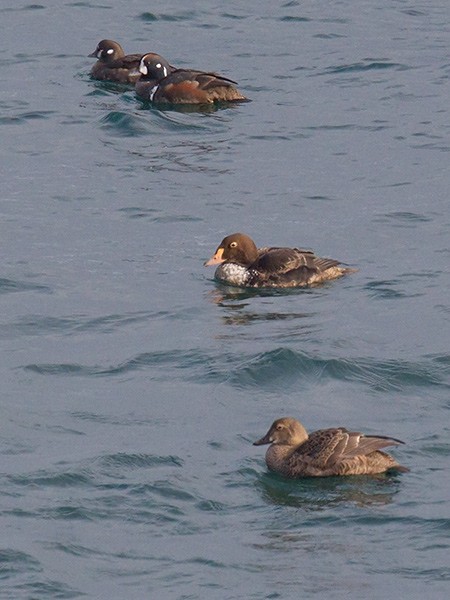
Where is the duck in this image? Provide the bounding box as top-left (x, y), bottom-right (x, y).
top-left (136, 53), bottom-right (249, 104)
top-left (204, 233), bottom-right (355, 288)
top-left (135, 53), bottom-right (175, 100)
top-left (89, 39), bottom-right (144, 84)
top-left (253, 417), bottom-right (409, 477)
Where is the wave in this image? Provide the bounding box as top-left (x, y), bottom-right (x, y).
top-left (22, 347), bottom-right (450, 392)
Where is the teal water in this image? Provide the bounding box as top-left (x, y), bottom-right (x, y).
top-left (1, 1), bottom-right (450, 598)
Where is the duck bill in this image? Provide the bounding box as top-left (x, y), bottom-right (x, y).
top-left (204, 247), bottom-right (224, 267)
top-left (88, 50), bottom-right (98, 58)
top-left (253, 432), bottom-right (271, 446)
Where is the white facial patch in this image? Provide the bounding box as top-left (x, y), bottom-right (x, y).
top-left (155, 63), bottom-right (168, 78)
top-left (139, 58), bottom-right (148, 75)
top-left (106, 48), bottom-right (114, 55)
top-left (149, 85), bottom-right (159, 101)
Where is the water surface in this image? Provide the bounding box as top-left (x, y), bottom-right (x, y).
top-left (1, 1), bottom-right (449, 598)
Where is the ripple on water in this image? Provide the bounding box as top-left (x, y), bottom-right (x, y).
top-left (0, 110), bottom-right (56, 126)
top-left (99, 111), bottom-right (154, 137)
top-left (373, 211), bottom-right (433, 226)
top-left (138, 11), bottom-right (199, 22)
top-left (0, 549), bottom-right (41, 576)
top-left (1, 311), bottom-right (168, 339)
top-left (365, 279), bottom-right (422, 299)
top-left (319, 60), bottom-right (408, 76)
top-left (3, 452), bottom-right (193, 533)
top-left (9, 580), bottom-right (81, 599)
top-left (22, 347), bottom-right (450, 392)
top-left (0, 277), bottom-right (51, 295)
top-left (96, 453), bottom-right (184, 471)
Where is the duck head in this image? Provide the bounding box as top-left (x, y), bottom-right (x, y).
top-left (89, 39), bottom-right (124, 61)
top-left (253, 417), bottom-right (308, 446)
top-left (139, 53), bottom-right (171, 81)
top-left (204, 233), bottom-right (259, 267)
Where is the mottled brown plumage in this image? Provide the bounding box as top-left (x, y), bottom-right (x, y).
top-left (89, 39), bottom-right (143, 84)
top-left (253, 417), bottom-right (409, 477)
top-left (204, 233), bottom-right (355, 287)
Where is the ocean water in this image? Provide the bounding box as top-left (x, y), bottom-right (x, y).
top-left (1, 0), bottom-right (449, 598)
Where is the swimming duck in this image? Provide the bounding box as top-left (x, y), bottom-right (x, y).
top-left (89, 39), bottom-right (144, 84)
top-left (254, 417), bottom-right (409, 477)
top-left (136, 53), bottom-right (249, 104)
top-left (204, 233), bottom-right (354, 288)
top-left (135, 53), bottom-right (175, 100)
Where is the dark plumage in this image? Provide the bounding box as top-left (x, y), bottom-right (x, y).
top-left (204, 233), bottom-right (355, 288)
top-left (136, 53), bottom-right (249, 104)
top-left (253, 417), bottom-right (409, 477)
top-left (89, 39), bottom-right (143, 84)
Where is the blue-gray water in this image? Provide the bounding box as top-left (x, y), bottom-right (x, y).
top-left (1, 1), bottom-right (449, 598)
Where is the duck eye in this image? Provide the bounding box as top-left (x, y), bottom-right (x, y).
top-left (276, 424), bottom-right (283, 431)
top-left (230, 241), bottom-right (238, 248)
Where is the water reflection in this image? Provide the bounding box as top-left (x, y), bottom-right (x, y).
top-left (206, 288), bottom-right (317, 330)
top-left (207, 286), bottom-right (315, 304)
top-left (220, 310), bottom-right (316, 329)
top-left (256, 471), bottom-right (401, 509)
top-left (137, 100), bottom-right (241, 114)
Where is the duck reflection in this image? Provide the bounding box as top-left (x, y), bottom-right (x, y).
top-left (206, 288), bottom-right (316, 329)
top-left (208, 286), bottom-right (316, 304)
top-left (138, 100), bottom-right (242, 114)
top-left (256, 471), bottom-right (401, 509)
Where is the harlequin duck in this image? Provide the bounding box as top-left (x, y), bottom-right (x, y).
top-left (89, 39), bottom-right (143, 84)
top-left (204, 233), bottom-right (355, 288)
top-left (135, 54), bottom-right (176, 100)
top-left (253, 417), bottom-right (409, 477)
top-left (136, 53), bottom-right (249, 104)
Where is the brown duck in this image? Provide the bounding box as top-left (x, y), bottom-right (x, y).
top-left (136, 53), bottom-right (248, 104)
top-left (253, 417), bottom-right (409, 477)
top-left (89, 39), bottom-right (144, 84)
top-left (204, 233), bottom-right (355, 288)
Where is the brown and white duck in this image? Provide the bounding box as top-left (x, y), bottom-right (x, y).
top-left (89, 39), bottom-right (144, 84)
top-left (136, 53), bottom-right (249, 104)
top-left (204, 233), bottom-right (354, 288)
top-left (254, 417), bottom-right (409, 477)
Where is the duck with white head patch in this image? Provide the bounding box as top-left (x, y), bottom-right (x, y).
top-left (89, 39), bottom-right (145, 84)
top-left (136, 53), bottom-right (249, 104)
top-left (135, 53), bottom-right (175, 101)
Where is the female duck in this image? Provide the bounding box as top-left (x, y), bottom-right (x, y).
top-left (204, 233), bottom-right (354, 288)
top-left (136, 53), bottom-right (248, 104)
top-left (89, 39), bottom-right (144, 84)
top-left (254, 417), bottom-right (409, 477)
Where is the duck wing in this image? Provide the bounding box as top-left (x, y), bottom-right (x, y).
top-left (342, 433), bottom-right (405, 458)
top-left (253, 247), bottom-right (317, 275)
top-left (292, 428), bottom-right (350, 468)
top-left (111, 53), bottom-right (143, 69)
top-left (248, 247), bottom-right (334, 286)
top-left (294, 428), bottom-right (404, 469)
top-left (312, 256), bottom-right (341, 271)
top-left (168, 69), bottom-right (238, 89)
top-left (255, 247), bottom-right (341, 274)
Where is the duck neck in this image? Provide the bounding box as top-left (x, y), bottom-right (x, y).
top-left (265, 444), bottom-right (297, 472)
